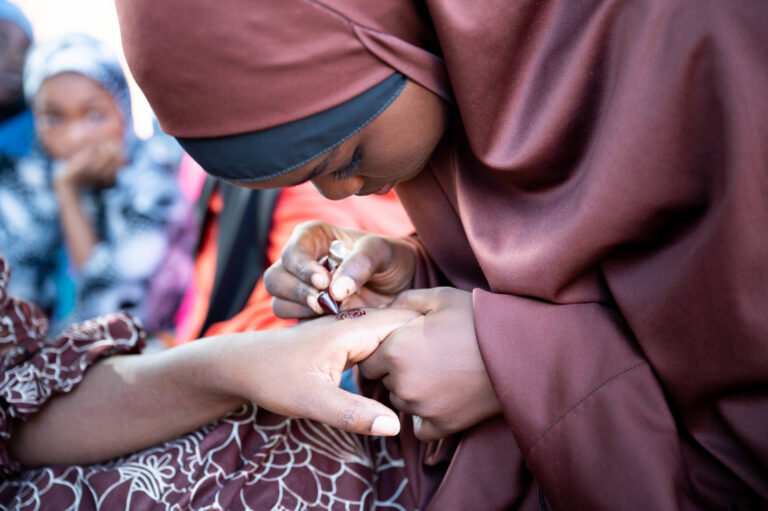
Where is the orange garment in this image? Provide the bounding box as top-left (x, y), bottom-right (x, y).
top-left (173, 189), bottom-right (224, 344)
top-left (175, 181), bottom-right (414, 344)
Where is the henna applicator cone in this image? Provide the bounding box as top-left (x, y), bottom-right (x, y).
top-left (316, 240), bottom-right (350, 315)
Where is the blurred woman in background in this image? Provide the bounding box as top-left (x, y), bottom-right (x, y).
top-left (17, 33), bottom-right (194, 332)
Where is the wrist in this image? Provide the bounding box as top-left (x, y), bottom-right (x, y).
top-left (164, 336), bottom-right (247, 408)
top-left (53, 174), bottom-right (78, 194)
top-left (198, 329), bottom-right (302, 410)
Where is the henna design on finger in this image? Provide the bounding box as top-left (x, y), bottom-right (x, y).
top-left (336, 309), bottom-right (367, 320)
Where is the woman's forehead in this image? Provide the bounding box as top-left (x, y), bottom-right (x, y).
top-left (37, 73), bottom-right (110, 103)
top-left (177, 74), bottom-right (403, 184)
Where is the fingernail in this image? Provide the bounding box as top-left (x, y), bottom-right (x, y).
top-left (371, 416), bottom-right (400, 436)
top-left (306, 293), bottom-right (323, 315)
top-left (331, 276), bottom-right (355, 301)
top-left (311, 273), bottom-right (328, 290)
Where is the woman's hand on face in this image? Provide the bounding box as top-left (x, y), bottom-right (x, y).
top-left (359, 287), bottom-right (501, 442)
top-left (55, 139), bottom-right (124, 189)
top-left (215, 307), bottom-right (420, 436)
top-left (264, 221), bottom-right (418, 319)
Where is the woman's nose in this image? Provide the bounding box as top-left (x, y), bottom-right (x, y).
top-left (64, 120), bottom-right (96, 152)
top-left (311, 175), bottom-right (363, 200)
top-left (65, 120), bottom-right (93, 156)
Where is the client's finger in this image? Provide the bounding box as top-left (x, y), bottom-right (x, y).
top-left (329, 307), bottom-right (419, 363)
top-left (303, 384), bottom-right (401, 436)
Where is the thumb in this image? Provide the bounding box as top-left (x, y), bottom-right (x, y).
top-left (329, 234), bottom-right (401, 301)
top-left (304, 383), bottom-right (401, 436)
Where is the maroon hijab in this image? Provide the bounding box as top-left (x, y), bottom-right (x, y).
top-left (117, 1), bottom-right (768, 508)
top-left (116, 0), bottom-right (449, 138)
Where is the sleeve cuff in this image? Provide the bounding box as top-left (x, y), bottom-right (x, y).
top-left (0, 312), bottom-right (145, 476)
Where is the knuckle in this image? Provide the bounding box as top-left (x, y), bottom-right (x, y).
top-left (414, 426), bottom-right (438, 442)
top-left (381, 342), bottom-right (405, 368)
top-left (271, 298), bottom-right (296, 319)
top-left (386, 376), bottom-right (417, 405)
top-left (429, 286), bottom-right (455, 305)
top-left (357, 360), bottom-right (376, 380)
top-left (336, 404), bottom-right (363, 431)
top-left (299, 267), bottom-right (320, 286)
top-left (394, 385), bottom-right (419, 404)
top-left (413, 418), bottom-right (446, 442)
top-left (357, 234), bottom-right (382, 252)
top-left (295, 283), bottom-right (312, 303)
top-left (289, 221), bottom-right (328, 244)
top-left (262, 266), bottom-right (279, 291)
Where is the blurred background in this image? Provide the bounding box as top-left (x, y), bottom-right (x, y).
top-left (15, 0), bottom-right (154, 138)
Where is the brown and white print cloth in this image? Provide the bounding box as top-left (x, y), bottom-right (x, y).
top-left (0, 254), bottom-right (414, 510)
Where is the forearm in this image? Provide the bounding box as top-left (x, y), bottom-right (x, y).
top-left (8, 335), bottom-right (244, 467)
top-left (54, 182), bottom-right (98, 268)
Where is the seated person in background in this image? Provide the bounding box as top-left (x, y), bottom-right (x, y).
top-left (18, 34), bottom-right (195, 332)
top-left (0, 251), bottom-right (421, 509)
top-left (0, 0), bottom-right (33, 158)
top-left (0, 1), bottom-right (47, 309)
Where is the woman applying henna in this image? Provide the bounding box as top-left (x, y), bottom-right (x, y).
top-left (113, 1), bottom-right (768, 509)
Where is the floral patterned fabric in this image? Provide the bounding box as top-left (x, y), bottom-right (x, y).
top-left (0, 254), bottom-right (414, 510)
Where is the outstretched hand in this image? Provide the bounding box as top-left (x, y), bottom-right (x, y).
top-left (264, 221), bottom-right (418, 318)
top-left (216, 307), bottom-right (420, 436)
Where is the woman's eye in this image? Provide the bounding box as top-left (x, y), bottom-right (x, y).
top-left (86, 110), bottom-right (106, 123)
top-left (331, 150), bottom-right (361, 181)
top-left (39, 113), bottom-right (62, 128)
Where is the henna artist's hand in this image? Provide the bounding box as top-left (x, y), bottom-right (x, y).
top-left (215, 307), bottom-right (420, 436)
top-left (359, 287), bottom-right (501, 442)
top-left (264, 221), bottom-right (418, 318)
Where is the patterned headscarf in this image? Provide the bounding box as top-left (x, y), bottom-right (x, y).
top-left (23, 33), bottom-right (136, 152)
